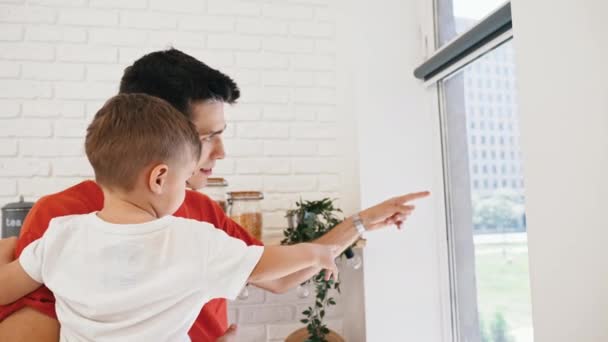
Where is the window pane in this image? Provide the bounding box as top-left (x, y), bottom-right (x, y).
top-left (441, 40), bottom-right (534, 342)
top-left (437, 0), bottom-right (508, 46)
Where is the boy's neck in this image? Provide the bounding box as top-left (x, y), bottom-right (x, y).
top-left (97, 188), bottom-right (160, 225)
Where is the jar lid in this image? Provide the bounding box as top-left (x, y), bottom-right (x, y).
top-left (207, 177), bottom-right (228, 187)
top-left (2, 196), bottom-right (35, 210)
top-left (227, 191), bottom-right (264, 200)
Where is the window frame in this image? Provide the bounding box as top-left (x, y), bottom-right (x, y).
top-left (419, 1), bottom-right (527, 341)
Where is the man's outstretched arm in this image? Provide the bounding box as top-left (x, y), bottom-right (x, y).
top-left (251, 191), bottom-right (430, 293)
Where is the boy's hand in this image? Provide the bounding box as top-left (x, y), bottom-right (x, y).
top-left (315, 244), bottom-right (339, 282)
top-left (0, 237), bottom-right (17, 264)
top-left (359, 191), bottom-right (430, 230)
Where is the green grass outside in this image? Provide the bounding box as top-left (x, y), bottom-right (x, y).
top-left (475, 242), bottom-right (534, 342)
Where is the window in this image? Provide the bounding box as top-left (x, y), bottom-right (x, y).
top-left (438, 41), bottom-right (533, 342)
top-left (416, 8), bottom-right (529, 340)
top-left (436, 0), bottom-right (508, 46)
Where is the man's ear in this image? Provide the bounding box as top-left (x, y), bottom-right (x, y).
top-left (148, 164), bottom-right (169, 195)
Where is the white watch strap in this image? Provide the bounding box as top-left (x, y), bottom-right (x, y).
top-left (352, 213), bottom-right (366, 237)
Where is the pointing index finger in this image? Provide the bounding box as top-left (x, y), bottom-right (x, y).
top-left (395, 191), bottom-right (431, 204)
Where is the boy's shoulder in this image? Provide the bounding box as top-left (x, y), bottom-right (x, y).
top-left (15, 181), bottom-right (103, 257)
top-left (171, 216), bottom-right (217, 232)
top-left (41, 214), bottom-right (93, 242)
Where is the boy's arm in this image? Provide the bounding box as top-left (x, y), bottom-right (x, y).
top-left (0, 183), bottom-right (98, 341)
top-left (0, 261), bottom-right (41, 306)
top-left (248, 243), bottom-right (338, 283)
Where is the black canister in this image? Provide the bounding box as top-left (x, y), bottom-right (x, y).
top-left (1, 196), bottom-right (34, 238)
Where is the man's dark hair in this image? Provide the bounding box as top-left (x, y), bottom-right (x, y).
top-left (119, 48), bottom-right (240, 116)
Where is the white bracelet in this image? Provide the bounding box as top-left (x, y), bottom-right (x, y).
top-left (352, 213), bottom-right (367, 237)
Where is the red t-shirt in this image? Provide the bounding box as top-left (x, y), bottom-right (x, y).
top-left (0, 180), bottom-right (262, 342)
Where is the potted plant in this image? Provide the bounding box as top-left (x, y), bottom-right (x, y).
top-left (282, 198), bottom-right (354, 342)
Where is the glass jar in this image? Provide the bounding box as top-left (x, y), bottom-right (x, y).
top-left (227, 191), bottom-right (264, 240)
top-left (201, 178), bottom-right (228, 212)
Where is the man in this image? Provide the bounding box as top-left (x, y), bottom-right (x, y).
top-left (0, 49), bottom-right (429, 341)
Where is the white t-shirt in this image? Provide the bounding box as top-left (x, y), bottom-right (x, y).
top-left (19, 213), bottom-right (264, 342)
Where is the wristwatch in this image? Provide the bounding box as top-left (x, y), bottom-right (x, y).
top-left (352, 213), bottom-right (367, 238)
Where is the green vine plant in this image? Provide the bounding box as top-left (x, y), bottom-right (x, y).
top-left (281, 198), bottom-right (352, 342)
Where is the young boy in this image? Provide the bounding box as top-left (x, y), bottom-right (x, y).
top-left (0, 94), bottom-right (338, 342)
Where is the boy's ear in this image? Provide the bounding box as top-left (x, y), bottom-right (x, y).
top-left (148, 164), bottom-right (169, 195)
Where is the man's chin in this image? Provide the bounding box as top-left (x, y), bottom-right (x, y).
top-left (186, 175), bottom-right (208, 191)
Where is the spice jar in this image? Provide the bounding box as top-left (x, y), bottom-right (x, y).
top-left (228, 191), bottom-right (264, 240)
top-left (201, 177), bottom-right (229, 212)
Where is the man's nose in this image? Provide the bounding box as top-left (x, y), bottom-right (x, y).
top-left (212, 137), bottom-right (226, 160)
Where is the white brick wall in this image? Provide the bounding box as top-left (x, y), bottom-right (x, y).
top-left (229, 274), bottom-right (346, 342)
top-left (0, 1), bottom-right (356, 340)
